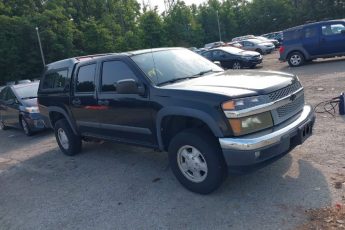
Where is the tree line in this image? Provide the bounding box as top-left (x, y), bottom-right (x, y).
top-left (0, 0), bottom-right (344, 84)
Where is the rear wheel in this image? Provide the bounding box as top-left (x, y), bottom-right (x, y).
top-left (54, 119), bottom-right (81, 156)
top-left (21, 117), bottom-right (32, 136)
top-left (168, 129), bottom-right (227, 194)
top-left (0, 120), bottom-right (7, 130)
top-left (288, 51), bottom-right (305, 67)
top-left (232, 61), bottom-right (242, 70)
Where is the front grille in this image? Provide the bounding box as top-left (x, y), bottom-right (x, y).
top-left (268, 81), bottom-right (302, 101)
top-left (277, 95), bottom-right (304, 118)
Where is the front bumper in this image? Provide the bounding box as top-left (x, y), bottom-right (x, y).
top-left (219, 105), bottom-right (315, 169)
top-left (24, 113), bottom-right (46, 131)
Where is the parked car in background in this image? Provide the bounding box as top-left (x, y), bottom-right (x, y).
top-left (226, 41), bottom-right (243, 48)
top-left (279, 19), bottom-right (345, 67)
top-left (255, 36), bottom-right (280, 48)
top-left (201, 47), bottom-right (262, 69)
top-left (231, 35), bottom-right (255, 42)
top-left (0, 82), bottom-right (45, 135)
top-left (204, 41), bottom-right (225, 49)
top-left (262, 31), bottom-right (283, 42)
top-left (237, 39), bottom-right (275, 54)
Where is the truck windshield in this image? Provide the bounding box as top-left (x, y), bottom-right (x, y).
top-left (131, 49), bottom-right (223, 86)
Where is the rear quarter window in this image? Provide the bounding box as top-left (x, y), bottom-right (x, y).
top-left (284, 29), bottom-right (303, 41)
top-left (42, 69), bottom-right (69, 90)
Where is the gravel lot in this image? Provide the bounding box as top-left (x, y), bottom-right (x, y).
top-left (1, 52), bottom-right (345, 230)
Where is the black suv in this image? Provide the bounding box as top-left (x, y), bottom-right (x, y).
top-left (38, 48), bottom-right (315, 194)
top-left (279, 19), bottom-right (345, 67)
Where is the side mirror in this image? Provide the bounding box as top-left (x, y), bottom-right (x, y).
top-left (116, 79), bottom-right (145, 96)
top-left (213, 61), bottom-right (221, 67)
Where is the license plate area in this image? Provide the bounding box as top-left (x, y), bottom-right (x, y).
top-left (298, 120), bottom-right (313, 144)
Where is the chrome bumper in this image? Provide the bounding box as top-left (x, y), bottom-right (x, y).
top-left (219, 105), bottom-right (315, 151)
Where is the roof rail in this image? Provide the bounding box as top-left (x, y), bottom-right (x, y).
top-left (75, 53), bottom-right (114, 61)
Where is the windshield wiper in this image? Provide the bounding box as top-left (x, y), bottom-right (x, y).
top-left (158, 69), bottom-right (219, 86)
top-left (21, 96), bottom-right (37, 100)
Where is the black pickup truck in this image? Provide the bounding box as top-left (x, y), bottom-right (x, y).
top-left (38, 48), bottom-right (315, 194)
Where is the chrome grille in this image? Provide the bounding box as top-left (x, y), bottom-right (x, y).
top-left (268, 81), bottom-right (302, 101)
top-left (276, 94), bottom-right (304, 120)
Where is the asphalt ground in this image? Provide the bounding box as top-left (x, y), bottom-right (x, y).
top-left (0, 52), bottom-right (344, 229)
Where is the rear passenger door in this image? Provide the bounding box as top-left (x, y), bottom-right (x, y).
top-left (97, 59), bottom-right (154, 146)
top-left (319, 22), bottom-right (345, 54)
top-left (70, 62), bottom-right (102, 135)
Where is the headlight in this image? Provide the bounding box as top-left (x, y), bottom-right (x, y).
top-left (25, 107), bottom-right (39, 113)
top-left (222, 96), bottom-right (267, 111)
top-left (229, 112), bottom-right (273, 136)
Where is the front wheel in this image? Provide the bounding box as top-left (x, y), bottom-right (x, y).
top-left (21, 117), bottom-right (32, 136)
top-left (232, 61), bottom-right (242, 70)
top-left (288, 51), bottom-right (305, 67)
top-left (54, 119), bottom-right (81, 156)
top-left (168, 129), bottom-right (227, 194)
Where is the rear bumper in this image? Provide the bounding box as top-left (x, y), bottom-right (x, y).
top-left (219, 105), bottom-right (315, 170)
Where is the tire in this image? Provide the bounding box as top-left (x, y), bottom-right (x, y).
top-left (255, 49), bottom-right (263, 55)
top-left (0, 120), bottom-right (7, 130)
top-left (21, 117), bottom-right (32, 136)
top-left (168, 129), bottom-right (227, 194)
top-left (54, 119), bottom-right (81, 156)
top-left (287, 51), bottom-right (305, 67)
top-left (232, 61), bottom-right (242, 70)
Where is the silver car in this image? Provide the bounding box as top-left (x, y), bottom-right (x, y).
top-left (238, 39), bottom-right (275, 54)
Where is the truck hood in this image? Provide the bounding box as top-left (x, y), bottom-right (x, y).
top-left (160, 70), bottom-right (297, 98)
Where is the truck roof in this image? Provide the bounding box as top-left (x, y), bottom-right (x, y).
top-left (45, 47), bottom-right (179, 71)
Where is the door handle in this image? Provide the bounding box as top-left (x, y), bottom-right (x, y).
top-left (72, 98), bottom-right (81, 106)
top-left (98, 100), bottom-right (109, 106)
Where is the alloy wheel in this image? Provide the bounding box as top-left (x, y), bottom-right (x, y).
top-left (57, 128), bottom-right (69, 150)
top-left (177, 145), bottom-right (208, 183)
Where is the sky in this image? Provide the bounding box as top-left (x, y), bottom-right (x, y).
top-left (140, 0), bottom-right (208, 12)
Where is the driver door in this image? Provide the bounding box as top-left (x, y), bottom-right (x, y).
top-left (97, 59), bottom-right (154, 146)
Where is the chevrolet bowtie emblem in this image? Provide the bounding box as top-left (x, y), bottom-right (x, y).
top-left (290, 93), bottom-right (297, 101)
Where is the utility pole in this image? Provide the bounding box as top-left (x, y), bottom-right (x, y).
top-left (216, 10), bottom-right (222, 42)
top-left (35, 27), bottom-right (45, 67)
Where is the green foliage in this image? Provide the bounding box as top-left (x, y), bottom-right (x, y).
top-left (0, 0), bottom-right (345, 85)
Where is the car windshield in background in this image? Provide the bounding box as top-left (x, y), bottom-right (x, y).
top-left (131, 49), bottom-right (223, 86)
top-left (14, 83), bottom-right (39, 99)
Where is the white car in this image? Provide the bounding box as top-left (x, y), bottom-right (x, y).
top-left (237, 39), bottom-right (275, 54)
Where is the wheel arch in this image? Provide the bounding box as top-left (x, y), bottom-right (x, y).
top-left (48, 107), bottom-right (78, 135)
top-left (156, 107), bottom-right (223, 151)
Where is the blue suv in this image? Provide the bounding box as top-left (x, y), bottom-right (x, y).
top-left (279, 19), bottom-right (345, 67)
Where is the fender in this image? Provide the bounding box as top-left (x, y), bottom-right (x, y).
top-left (286, 46), bottom-right (311, 60)
top-left (156, 106), bottom-right (224, 150)
top-left (48, 106), bottom-right (79, 135)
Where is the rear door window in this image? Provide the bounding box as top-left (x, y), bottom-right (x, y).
top-left (76, 64), bottom-right (96, 93)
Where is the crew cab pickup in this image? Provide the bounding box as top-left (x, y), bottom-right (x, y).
top-left (38, 48), bottom-right (315, 194)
